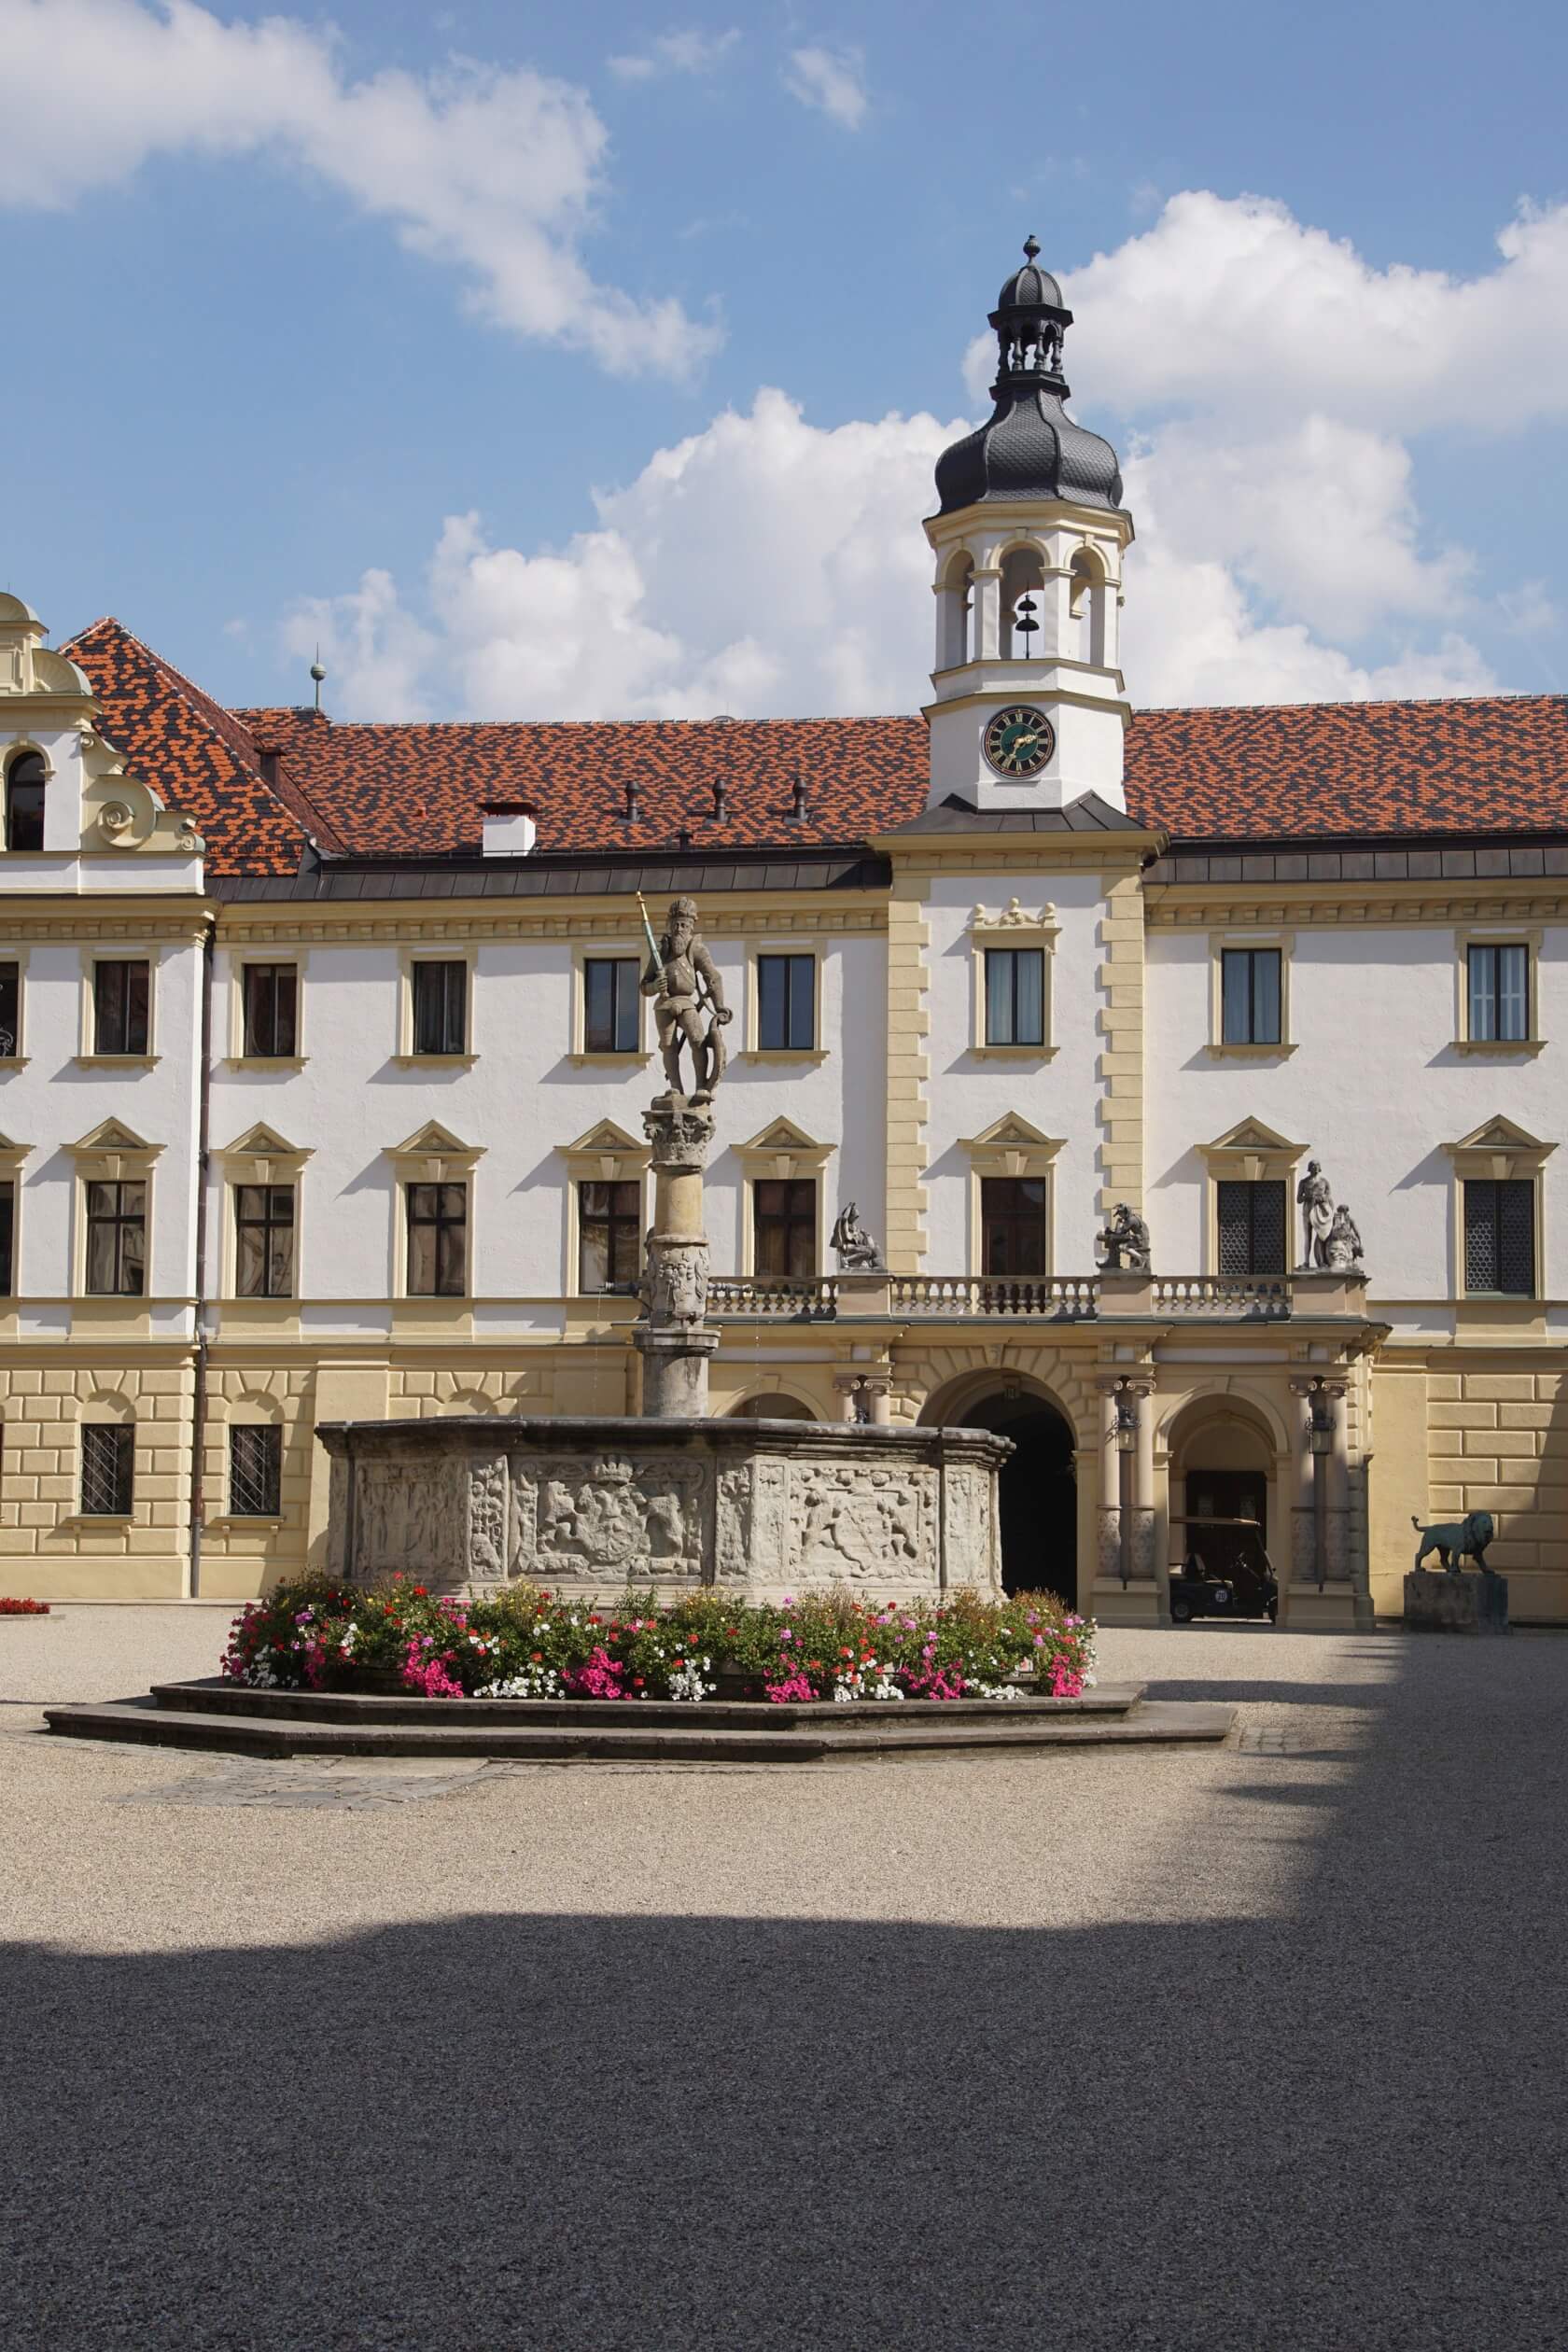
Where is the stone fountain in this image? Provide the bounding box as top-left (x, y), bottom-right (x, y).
top-left (319, 896), bottom-right (1010, 1603)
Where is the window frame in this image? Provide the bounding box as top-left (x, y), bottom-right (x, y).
top-left (1443, 1117), bottom-right (1555, 1309)
top-left (396, 947), bottom-right (477, 1064)
top-left (571, 945), bottom-right (649, 1063)
top-left (1207, 930), bottom-right (1295, 1058)
top-left (65, 1124), bottom-right (162, 1304)
top-left (957, 1113), bottom-right (1065, 1277)
top-left (1462, 1176), bottom-right (1537, 1298)
top-left (79, 1420), bottom-right (134, 1519)
top-left (83, 1176), bottom-right (148, 1297)
top-left (733, 1120), bottom-right (835, 1276)
top-left (1214, 1177), bottom-right (1290, 1279)
top-left (404, 1177), bottom-right (470, 1298)
top-left (1196, 1117), bottom-right (1306, 1281)
top-left (743, 940), bottom-right (825, 1062)
top-left (576, 1176), bottom-right (643, 1294)
top-left (228, 1421), bottom-right (284, 1519)
top-left (233, 1180), bottom-right (298, 1301)
top-left (1454, 930), bottom-right (1543, 1055)
top-left (87, 954), bottom-right (154, 1061)
top-left (0, 949), bottom-right (26, 1063)
top-left (978, 1172), bottom-right (1051, 1278)
top-left (234, 958), bottom-right (303, 1065)
top-left (968, 903), bottom-right (1059, 1059)
top-left (754, 952), bottom-right (817, 1054)
top-left (751, 1173), bottom-right (820, 1280)
top-left (3, 746), bottom-right (48, 855)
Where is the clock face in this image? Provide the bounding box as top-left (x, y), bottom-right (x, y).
top-left (983, 706), bottom-right (1055, 778)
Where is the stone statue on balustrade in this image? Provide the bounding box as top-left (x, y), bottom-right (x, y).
top-left (831, 1201), bottom-right (884, 1272)
top-left (1325, 1204), bottom-right (1365, 1272)
top-left (1096, 1202), bottom-right (1152, 1273)
top-left (639, 893), bottom-right (731, 1102)
top-left (1297, 1160), bottom-right (1335, 1268)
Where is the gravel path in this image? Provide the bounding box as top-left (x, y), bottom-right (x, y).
top-left (3, 1610), bottom-right (1564, 2350)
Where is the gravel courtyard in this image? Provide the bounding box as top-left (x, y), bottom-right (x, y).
top-left (3, 1607), bottom-right (1564, 2351)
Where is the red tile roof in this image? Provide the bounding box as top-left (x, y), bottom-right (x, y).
top-left (63, 616), bottom-right (1568, 873)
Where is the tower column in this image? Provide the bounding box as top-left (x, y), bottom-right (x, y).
top-left (972, 567), bottom-right (1003, 663)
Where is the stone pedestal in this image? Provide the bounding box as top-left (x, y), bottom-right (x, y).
top-left (1404, 1568), bottom-right (1510, 1633)
top-left (634, 1093), bottom-right (717, 1420)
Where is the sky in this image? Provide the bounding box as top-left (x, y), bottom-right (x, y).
top-left (5, 0), bottom-right (1568, 723)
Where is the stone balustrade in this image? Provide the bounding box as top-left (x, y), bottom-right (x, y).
top-left (705, 1272), bottom-right (1358, 1323)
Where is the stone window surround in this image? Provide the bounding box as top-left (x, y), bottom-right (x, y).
top-left (0, 941), bottom-right (31, 1066)
top-left (968, 901), bottom-right (1060, 1058)
top-left (569, 941), bottom-right (651, 1066)
top-left (384, 1124), bottom-right (485, 1299)
top-left (732, 1120), bottom-right (835, 1276)
top-left (1452, 926), bottom-right (1545, 1055)
top-left (557, 1122), bottom-right (652, 1298)
top-left (223, 948), bottom-right (307, 1070)
top-left (957, 1113), bottom-right (1066, 1278)
top-left (0, 1129), bottom-right (31, 1309)
top-left (1207, 927), bottom-right (1295, 1058)
top-left (741, 938), bottom-right (827, 1063)
top-left (76, 944), bottom-right (161, 1069)
top-left (64, 1122), bottom-right (163, 1300)
top-left (213, 1125), bottom-right (313, 1302)
top-left (1442, 1116), bottom-right (1555, 1307)
top-left (218, 1404), bottom-right (287, 1527)
top-left (1195, 1118), bottom-right (1306, 1279)
top-left (395, 945), bottom-right (478, 1067)
top-left (75, 1401), bottom-right (137, 1524)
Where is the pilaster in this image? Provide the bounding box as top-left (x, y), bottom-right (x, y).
top-left (883, 885), bottom-right (931, 1270)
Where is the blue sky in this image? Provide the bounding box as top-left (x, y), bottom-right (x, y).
top-left (7, 0), bottom-right (1568, 720)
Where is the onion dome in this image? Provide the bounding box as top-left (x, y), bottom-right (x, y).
top-left (935, 236), bottom-right (1124, 516)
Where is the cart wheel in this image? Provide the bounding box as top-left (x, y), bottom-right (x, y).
top-left (1170, 1594), bottom-right (1193, 1624)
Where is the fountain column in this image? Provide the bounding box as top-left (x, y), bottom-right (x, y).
top-left (635, 1095), bottom-right (721, 1418)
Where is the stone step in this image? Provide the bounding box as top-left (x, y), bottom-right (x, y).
top-left (146, 1676), bottom-right (1147, 1729)
top-left (43, 1691), bottom-right (1235, 1762)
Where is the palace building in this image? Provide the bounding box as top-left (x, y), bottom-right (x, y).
top-left (3, 242), bottom-right (1565, 1623)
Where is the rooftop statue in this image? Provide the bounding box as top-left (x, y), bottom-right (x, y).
top-left (639, 893), bottom-right (731, 1103)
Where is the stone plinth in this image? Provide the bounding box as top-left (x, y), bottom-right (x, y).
top-left (1404, 1568), bottom-right (1510, 1633)
top-left (319, 1415), bottom-right (1013, 1603)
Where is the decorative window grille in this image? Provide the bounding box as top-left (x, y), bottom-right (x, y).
top-left (1463, 1179), bottom-right (1535, 1295)
top-left (979, 1176), bottom-right (1048, 1278)
top-left (242, 963), bottom-right (298, 1057)
top-left (230, 1424), bottom-right (282, 1518)
top-left (1220, 949), bottom-right (1282, 1045)
top-left (406, 1183), bottom-right (467, 1295)
top-left (0, 960), bottom-right (20, 1057)
top-left (583, 959), bottom-right (639, 1054)
top-left (85, 1180), bottom-right (147, 1295)
top-left (757, 955), bottom-right (815, 1051)
top-left (578, 1180), bottom-right (640, 1291)
top-left (235, 1184), bottom-right (295, 1298)
top-left (81, 1422), bottom-right (133, 1517)
top-left (5, 752), bottom-right (46, 853)
top-left (754, 1178), bottom-right (818, 1277)
top-left (1467, 945), bottom-right (1529, 1043)
top-left (984, 948), bottom-right (1044, 1046)
top-left (412, 961), bottom-right (467, 1056)
top-left (93, 959), bottom-right (150, 1056)
top-left (1216, 1180), bottom-right (1287, 1277)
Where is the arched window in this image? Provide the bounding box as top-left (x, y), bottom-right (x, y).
top-left (999, 545), bottom-right (1046, 660)
top-left (937, 551), bottom-right (973, 670)
top-left (4, 752), bottom-right (45, 853)
top-left (1069, 553), bottom-right (1107, 665)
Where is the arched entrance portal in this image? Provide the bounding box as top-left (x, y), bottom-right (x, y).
top-left (953, 1390), bottom-right (1077, 1604)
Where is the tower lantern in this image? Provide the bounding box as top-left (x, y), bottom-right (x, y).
top-left (924, 238), bottom-right (1135, 814)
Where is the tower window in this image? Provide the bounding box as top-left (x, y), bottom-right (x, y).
top-left (985, 948), bottom-right (1044, 1046)
top-left (4, 752), bottom-right (45, 853)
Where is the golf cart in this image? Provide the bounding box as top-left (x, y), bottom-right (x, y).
top-left (1169, 1515), bottom-right (1278, 1624)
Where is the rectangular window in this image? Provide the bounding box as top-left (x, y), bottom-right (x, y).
top-left (81, 1422), bottom-right (133, 1517)
top-left (1467, 944), bottom-right (1530, 1043)
top-left (1463, 1178), bottom-right (1535, 1295)
top-left (85, 1180), bottom-right (147, 1295)
top-left (406, 1182), bottom-right (467, 1296)
top-left (578, 1179), bottom-right (641, 1291)
top-left (984, 947), bottom-right (1045, 1046)
top-left (242, 963), bottom-right (298, 1057)
top-left (229, 1424), bottom-right (282, 1518)
top-left (235, 1183), bottom-right (296, 1299)
top-left (754, 1177), bottom-right (817, 1277)
top-left (583, 958), bottom-right (639, 1055)
top-left (1216, 1180), bottom-right (1287, 1278)
top-left (980, 1175), bottom-right (1048, 1278)
top-left (757, 954), bottom-right (815, 1052)
top-left (0, 960), bottom-right (20, 1057)
top-left (0, 1180), bottom-right (13, 1297)
top-left (1220, 948), bottom-right (1282, 1046)
top-left (93, 959), bottom-right (150, 1056)
top-left (411, 961), bottom-right (468, 1056)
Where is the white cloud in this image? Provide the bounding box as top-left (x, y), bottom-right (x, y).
top-left (784, 45), bottom-right (868, 131)
top-left (608, 28), bottom-right (740, 81)
top-left (2, 0), bottom-right (717, 379)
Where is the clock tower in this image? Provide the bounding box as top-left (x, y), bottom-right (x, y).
top-left (924, 239), bottom-right (1134, 814)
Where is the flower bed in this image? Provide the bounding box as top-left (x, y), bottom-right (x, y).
top-left (0, 1596), bottom-right (50, 1616)
top-left (222, 1578), bottom-right (1095, 1704)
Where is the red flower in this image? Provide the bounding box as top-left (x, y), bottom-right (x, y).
top-left (589, 1615), bottom-right (601, 1626)
top-left (840, 1646), bottom-right (853, 1659)
top-left (634, 1676), bottom-right (645, 1688)
top-left (413, 1586), bottom-right (428, 1598)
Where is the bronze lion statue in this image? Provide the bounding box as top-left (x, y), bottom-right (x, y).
top-left (1411, 1509), bottom-right (1495, 1575)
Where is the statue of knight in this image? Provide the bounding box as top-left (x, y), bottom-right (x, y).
top-left (639, 892), bottom-right (731, 1102)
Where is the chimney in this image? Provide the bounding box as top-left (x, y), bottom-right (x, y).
top-left (624, 777), bottom-right (640, 823)
top-left (712, 777), bottom-right (727, 820)
top-left (791, 771), bottom-right (807, 822)
top-left (481, 800), bottom-right (538, 857)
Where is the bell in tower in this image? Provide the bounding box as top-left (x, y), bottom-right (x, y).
top-left (924, 239), bottom-right (1135, 814)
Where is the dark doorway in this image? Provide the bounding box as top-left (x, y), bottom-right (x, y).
top-left (959, 1391), bottom-right (1077, 1604)
top-left (1184, 1469), bottom-right (1267, 1583)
